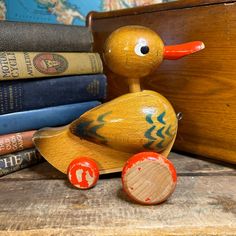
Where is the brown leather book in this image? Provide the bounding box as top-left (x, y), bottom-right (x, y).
top-left (0, 130), bottom-right (36, 156)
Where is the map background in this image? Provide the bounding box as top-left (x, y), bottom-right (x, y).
top-left (0, 0), bottom-right (175, 25)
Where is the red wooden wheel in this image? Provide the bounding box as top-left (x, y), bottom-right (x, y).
top-left (67, 157), bottom-right (99, 189)
top-left (122, 152), bottom-right (177, 205)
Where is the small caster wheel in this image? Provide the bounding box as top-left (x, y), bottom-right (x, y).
top-left (122, 152), bottom-right (177, 205)
top-left (67, 157), bottom-right (99, 189)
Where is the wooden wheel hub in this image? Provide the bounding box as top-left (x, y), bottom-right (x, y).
top-left (67, 157), bottom-right (99, 189)
top-left (122, 152), bottom-right (177, 204)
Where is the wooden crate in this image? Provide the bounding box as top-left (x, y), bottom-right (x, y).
top-left (87, 0), bottom-right (236, 164)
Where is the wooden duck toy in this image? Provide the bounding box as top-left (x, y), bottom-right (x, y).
top-left (33, 25), bottom-right (204, 205)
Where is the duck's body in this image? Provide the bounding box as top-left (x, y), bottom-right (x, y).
top-left (33, 90), bottom-right (177, 174)
top-left (70, 90), bottom-right (177, 153)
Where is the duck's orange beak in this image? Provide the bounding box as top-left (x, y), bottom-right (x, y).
top-left (163, 41), bottom-right (205, 60)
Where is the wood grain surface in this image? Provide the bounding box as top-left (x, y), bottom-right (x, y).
top-left (88, 0), bottom-right (236, 164)
top-left (0, 152), bottom-right (235, 235)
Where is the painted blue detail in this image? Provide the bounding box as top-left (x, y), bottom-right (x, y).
top-left (143, 141), bottom-right (154, 149)
top-left (76, 111), bottom-right (112, 143)
top-left (89, 124), bottom-right (106, 140)
top-left (146, 113), bottom-right (153, 124)
top-left (144, 125), bottom-right (157, 141)
top-left (157, 111), bottom-right (166, 125)
top-left (90, 123), bottom-right (104, 133)
top-left (76, 120), bottom-right (93, 138)
top-left (76, 121), bottom-right (106, 142)
top-left (156, 127), bottom-right (165, 139)
top-left (156, 140), bottom-right (164, 149)
top-left (97, 111), bottom-right (112, 122)
top-left (77, 121), bottom-right (93, 129)
top-left (165, 125), bottom-right (172, 137)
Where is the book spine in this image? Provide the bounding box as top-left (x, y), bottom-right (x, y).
top-left (0, 101), bottom-right (101, 135)
top-left (0, 131), bottom-right (36, 156)
top-left (0, 74), bottom-right (106, 115)
top-left (0, 21), bottom-right (93, 52)
top-left (0, 149), bottom-right (43, 177)
top-left (0, 52), bottom-right (103, 80)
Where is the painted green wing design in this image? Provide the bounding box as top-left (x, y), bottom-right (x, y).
top-left (74, 111), bottom-right (112, 144)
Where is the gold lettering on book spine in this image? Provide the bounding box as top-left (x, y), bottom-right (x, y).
top-left (0, 52), bottom-right (19, 79)
top-left (23, 52), bottom-right (34, 76)
top-left (0, 52), bottom-right (103, 80)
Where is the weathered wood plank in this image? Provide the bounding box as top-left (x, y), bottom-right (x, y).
top-left (1, 152), bottom-right (235, 180)
top-left (0, 176), bottom-right (235, 235)
top-left (0, 227), bottom-right (236, 236)
top-left (0, 161), bottom-right (65, 180)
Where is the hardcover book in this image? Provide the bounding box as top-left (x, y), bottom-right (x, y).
top-left (0, 130), bottom-right (36, 155)
top-left (0, 148), bottom-right (43, 177)
top-left (0, 52), bottom-right (103, 80)
top-left (0, 21), bottom-right (93, 51)
top-left (0, 74), bottom-right (106, 114)
top-left (0, 101), bottom-right (101, 135)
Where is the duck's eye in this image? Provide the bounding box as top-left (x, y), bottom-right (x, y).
top-left (141, 46), bottom-right (149, 54)
top-left (135, 42), bottom-right (149, 56)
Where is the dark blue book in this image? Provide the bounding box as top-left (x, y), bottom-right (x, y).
top-left (0, 74), bottom-right (106, 115)
top-left (0, 101), bottom-right (101, 135)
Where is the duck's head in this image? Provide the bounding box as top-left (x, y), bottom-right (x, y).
top-left (103, 25), bottom-right (204, 80)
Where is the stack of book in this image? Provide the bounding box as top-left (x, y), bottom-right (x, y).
top-left (0, 21), bottom-right (107, 176)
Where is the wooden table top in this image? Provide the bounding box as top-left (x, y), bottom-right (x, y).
top-left (0, 152), bottom-right (235, 235)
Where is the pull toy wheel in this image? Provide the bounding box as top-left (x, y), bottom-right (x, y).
top-left (67, 157), bottom-right (99, 189)
top-left (122, 152), bottom-right (177, 204)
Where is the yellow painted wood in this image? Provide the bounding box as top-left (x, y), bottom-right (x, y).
top-left (70, 90), bottom-right (177, 153)
top-left (127, 78), bottom-right (141, 93)
top-left (33, 92), bottom-right (176, 175)
top-left (103, 25), bottom-right (164, 79)
top-left (103, 25), bottom-right (164, 93)
top-left (33, 126), bottom-right (131, 174)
